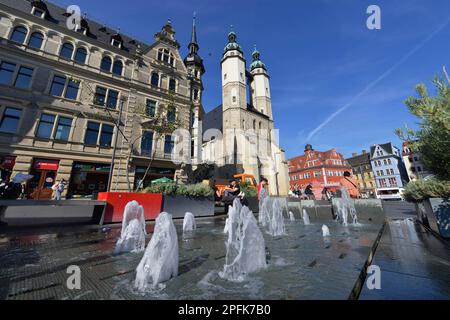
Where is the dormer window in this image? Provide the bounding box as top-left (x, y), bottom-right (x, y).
top-left (111, 38), bottom-right (121, 48)
top-left (110, 34), bottom-right (123, 49)
top-left (77, 26), bottom-right (87, 35)
top-left (157, 48), bottom-right (175, 66)
top-left (76, 19), bottom-right (89, 35)
top-left (32, 8), bottom-right (45, 18)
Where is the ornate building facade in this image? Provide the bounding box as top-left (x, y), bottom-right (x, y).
top-left (288, 144), bottom-right (353, 194)
top-left (0, 0), bottom-right (203, 199)
top-left (346, 150), bottom-right (376, 198)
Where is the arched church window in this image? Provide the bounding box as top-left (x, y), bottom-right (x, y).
top-left (253, 119), bottom-right (256, 129)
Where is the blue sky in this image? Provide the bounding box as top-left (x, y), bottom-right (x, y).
top-left (56, 0), bottom-right (449, 158)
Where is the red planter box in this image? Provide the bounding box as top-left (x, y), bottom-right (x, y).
top-left (97, 192), bottom-right (163, 224)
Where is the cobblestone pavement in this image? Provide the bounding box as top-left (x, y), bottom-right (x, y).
top-left (0, 214), bottom-right (387, 300)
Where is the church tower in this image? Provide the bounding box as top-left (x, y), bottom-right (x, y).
top-left (221, 31), bottom-right (247, 123)
top-left (184, 14), bottom-right (205, 165)
top-left (249, 47), bottom-right (273, 121)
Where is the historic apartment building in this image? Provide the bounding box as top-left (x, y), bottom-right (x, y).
top-left (402, 141), bottom-right (432, 181)
top-left (370, 142), bottom-right (409, 200)
top-left (0, 0), bottom-right (204, 199)
top-left (288, 144), bottom-right (353, 193)
top-left (202, 31), bottom-right (289, 196)
top-left (346, 150), bottom-right (376, 198)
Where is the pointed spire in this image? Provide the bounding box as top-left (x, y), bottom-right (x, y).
top-left (188, 13), bottom-right (199, 54)
top-left (190, 12), bottom-right (198, 45)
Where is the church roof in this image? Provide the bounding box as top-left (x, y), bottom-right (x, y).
top-left (223, 31), bottom-right (243, 54)
top-left (2, 0), bottom-right (153, 55)
top-left (249, 47), bottom-right (267, 71)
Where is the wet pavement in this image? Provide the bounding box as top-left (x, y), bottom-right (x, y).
top-left (360, 218), bottom-right (450, 300)
top-left (0, 211), bottom-right (449, 300)
top-left (0, 214), bottom-right (383, 300)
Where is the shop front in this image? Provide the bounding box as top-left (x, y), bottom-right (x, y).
top-left (0, 155), bottom-right (16, 182)
top-left (67, 162), bottom-right (110, 199)
top-left (27, 159), bottom-right (60, 200)
top-left (134, 166), bottom-right (175, 190)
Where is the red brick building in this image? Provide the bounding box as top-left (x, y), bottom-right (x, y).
top-left (288, 144), bottom-right (353, 196)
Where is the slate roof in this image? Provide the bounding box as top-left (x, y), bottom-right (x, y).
top-left (370, 142), bottom-right (394, 157)
top-left (2, 0), bottom-right (152, 55)
top-left (346, 153), bottom-right (370, 167)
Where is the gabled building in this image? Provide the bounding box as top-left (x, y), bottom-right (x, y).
top-left (288, 144), bottom-right (353, 194)
top-left (402, 141), bottom-right (432, 181)
top-left (370, 142), bottom-right (409, 200)
top-left (346, 150), bottom-right (376, 198)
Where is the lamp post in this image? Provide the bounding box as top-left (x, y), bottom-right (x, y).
top-left (106, 96), bottom-right (126, 192)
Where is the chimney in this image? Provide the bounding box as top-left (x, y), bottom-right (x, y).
top-left (362, 150), bottom-right (367, 154)
top-left (352, 152), bottom-right (357, 157)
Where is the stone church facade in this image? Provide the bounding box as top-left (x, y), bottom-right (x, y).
top-left (202, 31), bottom-right (289, 196)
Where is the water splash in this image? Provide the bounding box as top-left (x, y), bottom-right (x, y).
top-left (135, 212), bottom-right (178, 291)
top-left (322, 224), bottom-right (330, 237)
top-left (335, 187), bottom-right (358, 226)
top-left (268, 199), bottom-right (286, 236)
top-left (114, 200), bottom-right (147, 254)
top-left (302, 209), bottom-right (310, 225)
top-left (220, 198), bottom-right (266, 282)
top-left (183, 212), bottom-right (196, 232)
top-left (258, 188), bottom-right (270, 227)
top-left (289, 211), bottom-right (295, 221)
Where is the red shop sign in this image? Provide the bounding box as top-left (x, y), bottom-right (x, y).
top-left (34, 159), bottom-right (59, 171)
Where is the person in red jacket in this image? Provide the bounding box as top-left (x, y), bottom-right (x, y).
top-left (257, 177), bottom-right (268, 200)
top-left (340, 171), bottom-right (360, 198)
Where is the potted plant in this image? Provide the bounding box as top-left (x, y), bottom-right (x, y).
top-left (143, 183), bottom-right (214, 218)
top-left (403, 179), bottom-right (450, 237)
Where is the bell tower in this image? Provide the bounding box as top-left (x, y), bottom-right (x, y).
top-left (184, 14), bottom-right (205, 165)
top-left (249, 47), bottom-right (272, 121)
top-left (221, 30), bottom-right (247, 119)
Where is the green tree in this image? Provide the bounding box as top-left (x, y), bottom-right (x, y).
top-left (133, 91), bottom-right (181, 192)
top-left (396, 73), bottom-right (450, 180)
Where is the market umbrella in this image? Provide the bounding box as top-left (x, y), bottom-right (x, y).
top-left (12, 173), bottom-right (34, 184)
top-left (151, 177), bottom-right (173, 184)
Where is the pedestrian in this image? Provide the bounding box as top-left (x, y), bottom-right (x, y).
top-left (52, 178), bottom-right (66, 200)
top-left (304, 184), bottom-right (315, 200)
top-left (339, 171), bottom-right (360, 198)
top-left (257, 177), bottom-right (268, 201)
top-left (321, 187), bottom-right (332, 201)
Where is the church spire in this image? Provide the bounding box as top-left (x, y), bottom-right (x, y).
top-left (188, 13), bottom-right (199, 54)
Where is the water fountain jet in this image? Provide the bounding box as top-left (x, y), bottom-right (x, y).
top-left (114, 201), bottom-right (146, 254)
top-left (220, 198), bottom-right (266, 282)
top-left (183, 212), bottom-right (196, 232)
top-left (289, 211), bottom-right (295, 221)
top-left (335, 187), bottom-right (358, 226)
top-left (135, 212), bottom-right (178, 290)
top-left (302, 209), bottom-right (311, 225)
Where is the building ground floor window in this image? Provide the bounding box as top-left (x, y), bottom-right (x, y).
top-left (133, 166), bottom-right (175, 190)
top-left (27, 158), bottom-right (60, 200)
top-left (0, 155), bottom-right (16, 182)
top-left (67, 162), bottom-right (110, 199)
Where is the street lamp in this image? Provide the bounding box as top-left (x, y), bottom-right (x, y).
top-left (106, 96), bottom-right (127, 192)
